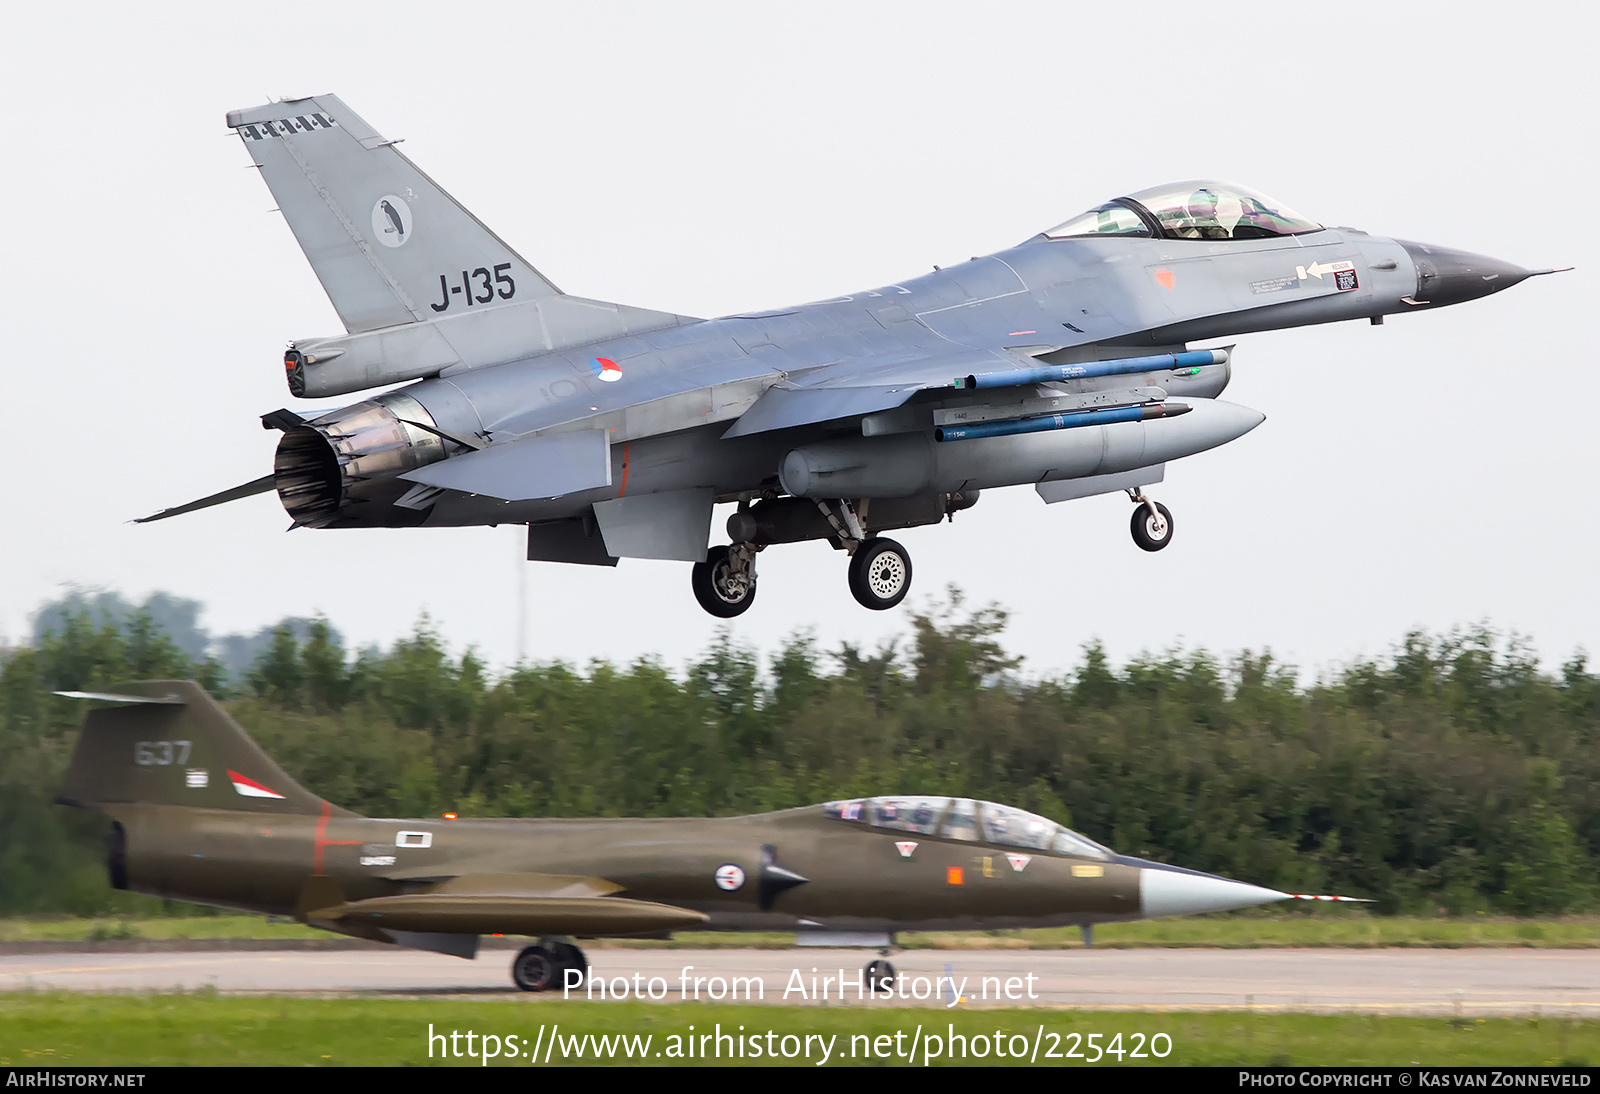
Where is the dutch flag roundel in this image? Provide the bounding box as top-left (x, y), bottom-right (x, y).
top-left (228, 769), bottom-right (286, 799)
top-left (590, 357), bottom-right (622, 383)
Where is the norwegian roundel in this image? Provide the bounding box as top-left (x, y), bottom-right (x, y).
top-left (714, 863), bottom-right (746, 891)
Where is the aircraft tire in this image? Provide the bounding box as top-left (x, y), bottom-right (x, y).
top-left (865, 958), bottom-right (896, 992)
top-left (553, 941), bottom-right (588, 985)
top-left (1130, 502), bottom-right (1174, 552)
top-left (848, 538), bottom-right (912, 610)
top-left (692, 545), bottom-right (756, 617)
top-left (511, 944), bottom-right (561, 992)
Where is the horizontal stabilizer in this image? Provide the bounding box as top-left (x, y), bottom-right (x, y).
top-left (134, 474), bottom-right (276, 523)
top-left (54, 690), bottom-right (185, 705)
top-left (399, 430), bottom-right (610, 501)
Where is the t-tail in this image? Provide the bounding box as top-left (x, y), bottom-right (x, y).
top-left (56, 682), bottom-right (351, 912)
top-left (56, 681), bottom-right (338, 818)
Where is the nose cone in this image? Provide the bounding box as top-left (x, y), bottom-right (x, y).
top-left (1396, 240), bottom-right (1533, 307)
top-left (1138, 865), bottom-right (1289, 918)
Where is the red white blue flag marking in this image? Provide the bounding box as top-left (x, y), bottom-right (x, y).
top-left (591, 357), bottom-right (622, 383)
top-left (228, 769), bottom-right (285, 799)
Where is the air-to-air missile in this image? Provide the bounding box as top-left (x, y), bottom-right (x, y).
top-left (55, 683), bottom-right (1362, 992)
top-left (140, 95), bottom-right (1565, 617)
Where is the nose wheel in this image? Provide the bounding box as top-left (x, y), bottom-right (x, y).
top-left (512, 940), bottom-right (588, 992)
top-left (1128, 491), bottom-right (1174, 552)
top-left (692, 543), bottom-right (758, 617)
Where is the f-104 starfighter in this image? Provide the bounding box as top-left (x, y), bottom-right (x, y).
top-left (144, 95), bottom-right (1563, 615)
top-left (56, 682), bottom-right (1361, 991)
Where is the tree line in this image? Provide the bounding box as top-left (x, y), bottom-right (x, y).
top-left (1, 592), bottom-right (1595, 917)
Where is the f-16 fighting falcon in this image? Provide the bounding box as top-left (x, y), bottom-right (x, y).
top-left (143, 95), bottom-right (1564, 616)
top-left (56, 683), bottom-right (1361, 991)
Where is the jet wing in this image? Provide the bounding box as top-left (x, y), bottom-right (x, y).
top-left (303, 871), bottom-right (708, 936)
top-left (307, 893), bottom-right (707, 936)
top-left (721, 347), bottom-right (1028, 438)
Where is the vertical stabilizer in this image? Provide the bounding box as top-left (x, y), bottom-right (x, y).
top-left (56, 681), bottom-right (340, 817)
top-left (227, 95), bottom-right (559, 334)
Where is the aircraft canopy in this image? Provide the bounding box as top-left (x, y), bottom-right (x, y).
top-left (823, 796), bottom-right (1113, 860)
top-left (1045, 180), bottom-right (1321, 241)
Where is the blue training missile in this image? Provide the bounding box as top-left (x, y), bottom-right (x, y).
top-left (935, 401), bottom-right (1191, 442)
top-left (958, 348), bottom-right (1230, 391)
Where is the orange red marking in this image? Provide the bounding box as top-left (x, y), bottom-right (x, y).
top-left (312, 800), bottom-right (361, 876)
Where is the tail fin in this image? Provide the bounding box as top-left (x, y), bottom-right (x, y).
top-left (227, 94), bottom-right (560, 334)
top-left (56, 681), bottom-right (340, 817)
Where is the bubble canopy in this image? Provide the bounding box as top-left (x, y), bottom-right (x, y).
top-left (823, 796), bottom-right (1113, 859)
top-left (1044, 180), bottom-right (1321, 241)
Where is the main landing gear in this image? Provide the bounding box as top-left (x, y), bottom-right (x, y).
top-left (691, 542), bottom-right (759, 618)
top-left (691, 499), bottom-right (917, 617)
top-left (865, 957), bottom-right (897, 992)
top-left (511, 939), bottom-right (588, 992)
top-left (1127, 489), bottom-right (1174, 552)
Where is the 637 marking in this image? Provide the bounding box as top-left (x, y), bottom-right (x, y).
top-left (135, 740), bottom-right (192, 765)
top-left (431, 262), bottom-right (515, 312)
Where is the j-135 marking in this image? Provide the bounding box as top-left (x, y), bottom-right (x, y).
top-left (143, 96), bottom-right (1565, 616)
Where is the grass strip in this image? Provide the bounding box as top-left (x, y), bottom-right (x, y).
top-left (0, 993), bottom-right (1594, 1067)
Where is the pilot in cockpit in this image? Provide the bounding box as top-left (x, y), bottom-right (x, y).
top-left (1173, 188), bottom-right (1246, 240)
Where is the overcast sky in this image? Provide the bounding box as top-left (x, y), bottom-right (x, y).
top-left (3, 2), bottom-right (1594, 679)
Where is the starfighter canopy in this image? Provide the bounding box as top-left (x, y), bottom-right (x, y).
top-left (1045, 180), bottom-right (1321, 241)
top-left (823, 796), bottom-right (1113, 859)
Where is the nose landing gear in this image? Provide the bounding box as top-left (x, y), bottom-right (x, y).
top-left (1127, 490), bottom-right (1174, 552)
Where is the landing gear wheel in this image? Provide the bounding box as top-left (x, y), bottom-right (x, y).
top-left (1130, 502), bottom-right (1174, 552)
top-left (511, 944), bottom-right (560, 992)
top-left (865, 958), bottom-right (897, 992)
top-left (848, 538), bottom-right (912, 610)
top-left (552, 941), bottom-right (588, 986)
top-left (692, 545), bottom-right (756, 618)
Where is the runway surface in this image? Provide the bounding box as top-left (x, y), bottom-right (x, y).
top-left (4, 948), bottom-right (1598, 1015)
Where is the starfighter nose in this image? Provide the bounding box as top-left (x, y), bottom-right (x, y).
top-left (1395, 240), bottom-right (1535, 307)
top-left (1136, 864), bottom-right (1289, 917)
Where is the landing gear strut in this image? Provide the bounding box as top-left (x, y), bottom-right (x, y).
top-left (1127, 490), bottom-right (1174, 552)
top-left (511, 939), bottom-right (588, 993)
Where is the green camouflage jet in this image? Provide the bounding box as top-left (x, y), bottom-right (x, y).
top-left (57, 682), bottom-right (1356, 991)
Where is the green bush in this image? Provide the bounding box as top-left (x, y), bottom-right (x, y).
top-left (1, 595), bottom-right (1595, 915)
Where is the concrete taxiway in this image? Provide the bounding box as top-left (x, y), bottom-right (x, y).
top-left (3, 948), bottom-right (1598, 1015)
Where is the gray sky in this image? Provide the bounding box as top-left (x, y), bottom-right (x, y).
top-left (3, 2), bottom-right (1595, 678)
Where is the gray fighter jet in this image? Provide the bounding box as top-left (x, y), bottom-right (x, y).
top-left (144, 95), bottom-right (1564, 616)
